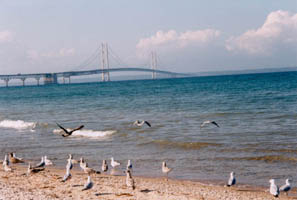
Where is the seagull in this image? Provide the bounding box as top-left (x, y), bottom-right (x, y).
top-left (44, 156), bottom-right (53, 166)
top-left (68, 154), bottom-right (78, 165)
top-left (56, 123), bottom-right (84, 137)
top-left (125, 169), bottom-right (135, 190)
top-left (27, 163), bottom-right (44, 176)
top-left (101, 160), bottom-right (108, 172)
top-left (83, 165), bottom-right (100, 175)
top-left (111, 157), bottom-right (120, 168)
top-left (82, 176), bottom-right (93, 191)
top-left (133, 120), bottom-right (151, 127)
top-left (200, 120), bottom-right (220, 128)
top-left (80, 157), bottom-right (88, 170)
top-left (3, 154), bottom-right (9, 166)
top-left (62, 167), bottom-right (72, 182)
top-left (269, 179), bottom-right (280, 198)
top-left (280, 179), bottom-right (291, 195)
top-left (66, 155), bottom-right (73, 170)
top-left (33, 156), bottom-right (45, 168)
top-left (227, 172), bottom-right (236, 187)
top-left (9, 153), bottom-right (24, 164)
top-left (126, 160), bottom-right (132, 171)
top-left (162, 161), bottom-right (172, 181)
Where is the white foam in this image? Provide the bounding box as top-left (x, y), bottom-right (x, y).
top-left (53, 129), bottom-right (116, 138)
top-left (0, 119), bottom-right (36, 130)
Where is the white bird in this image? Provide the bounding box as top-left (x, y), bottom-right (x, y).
top-left (162, 161), bottom-right (172, 181)
top-left (80, 157), bottom-right (87, 170)
top-left (280, 179), bottom-right (291, 195)
top-left (66, 156), bottom-right (73, 170)
top-left (269, 179), bottom-right (280, 198)
top-left (125, 169), bottom-right (135, 190)
top-left (200, 120), bottom-right (220, 128)
top-left (27, 163), bottom-right (44, 176)
top-left (62, 167), bottom-right (72, 182)
top-left (82, 176), bottom-right (93, 191)
top-left (111, 157), bottom-right (120, 168)
top-left (33, 156), bottom-right (45, 168)
top-left (102, 160), bottom-right (108, 172)
top-left (133, 120), bottom-right (151, 127)
top-left (3, 154), bottom-right (9, 166)
top-left (227, 172), bottom-right (236, 187)
top-left (44, 156), bottom-right (53, 166)
top-left (126, 160), bottom-right (132, 171)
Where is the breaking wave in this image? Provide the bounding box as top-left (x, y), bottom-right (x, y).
top-left (53, 129), bottom-right (116, 138)
top-left (0, 119), bottom-right (36, 130)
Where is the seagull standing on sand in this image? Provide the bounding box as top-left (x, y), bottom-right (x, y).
top-left (280, 179), bottom-right (291, 195)
top-left (82, 176), bottom-right (93, 191)
top-left (162, 161), bottom-right (172, 181)
top-left (3, 155), bottom-right (12, 172)
top-left (56, 123), bottom-right (84, 137)
top-left (34, 156), bottom-right (45, 168)
top-left (269, 179), bottom-right (280, 198)
top-left (227, 172), bottom-right (236, 187)
top-left (111, 157), bottom-right (120, 168)
top-left (62, 159), bottom-right (72, 182)
top-left (9, 153), bottom-right (24, 164)
top-left (102, 160), bottom-right (108, 172)
top-left (125, 169), bottom-right (135, 190)
top-left (126, 160), bottom-right (132, 171)
top-left (44, 156), bottom-right (53, 166)
top-left (133, 120), bottom-right (151, 127)
top-left (27, 163), bottom-right (44, 176)
top-left (80, 157), bottom-right (88, 170)
top-left (200, 120), bottom-right (220, 128)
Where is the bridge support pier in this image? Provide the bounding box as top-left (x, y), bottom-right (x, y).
top-left (3, 78), bottom-right (9, 87)
top-left (20, 78), bottom-right (26, 86)
top-left (44, 73), bottom-right (58, 85)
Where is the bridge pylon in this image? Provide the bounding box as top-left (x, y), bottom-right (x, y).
top-left (151, 51), bottom-right (157, 79)
top-left (100, 43), bottom-right (110, 82)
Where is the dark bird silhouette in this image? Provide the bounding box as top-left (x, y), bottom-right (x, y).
top-left (56, 123), bottom-right (84, 137)
top-left (133, 120), bottom-right (151, 127)
top-left (200, 120), bottom-right (220, 128)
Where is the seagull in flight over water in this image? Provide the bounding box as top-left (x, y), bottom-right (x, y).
top-left (200, 120), bottom-right (220, 128)
top-left (133, 120), bottom-right (151, 127)
top-left (56, 123), bottom-right (84, 137)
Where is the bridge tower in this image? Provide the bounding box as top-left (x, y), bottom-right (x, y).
top-left (151, 51), bottom-right (157, 79)
top-left (100, 43), bottom-right (110, 82)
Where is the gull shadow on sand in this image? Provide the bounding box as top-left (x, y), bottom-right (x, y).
top-left (72, 184), bottom-right (84, 187)
top-left (95, 193), bottom-right (113, 196)
top-left (140, 189), bottom-right (154, 193)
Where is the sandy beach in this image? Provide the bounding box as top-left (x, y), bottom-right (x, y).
top-left (0, 164), bottom-right (295, 200)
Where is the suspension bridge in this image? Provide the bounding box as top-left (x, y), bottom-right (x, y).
top-left (0, 43), bottom-right (190, 87)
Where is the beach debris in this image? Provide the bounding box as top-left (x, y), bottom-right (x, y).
top-left (9, 152), bottom-right (25, 164)
top-left (162, 161), bottom-right (173, 181)
top-left (125, 169), bottom-right (135, 190)
top-left (101, 160), bottom-right (108, 172)
top-left (133, 120), bottom-right (151, 127)
top-left (227, 171), bottom-right (236, 187)
top-left (82, 176), bottom-right (93, 191)
top-left (280, 178), bottom-right (291, 195)
top-left (56, 123), bottom-right (84, 137)
top-left (200, 120), bottom-right (220, 128)
top-left (269, 179), bottom-right (279, 198)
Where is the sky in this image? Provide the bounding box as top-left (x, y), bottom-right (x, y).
top-left (0, 0), bottom-right (296, 74)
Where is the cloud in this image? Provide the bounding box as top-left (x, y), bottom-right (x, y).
top-left (27, 48), bottom-right (76, 60)
top-left (136, 29), bottom-right (220, 50)
top-left (0, 30), bottom-right (14, 43)
top-left (226, 10), bottom-right (297, 55)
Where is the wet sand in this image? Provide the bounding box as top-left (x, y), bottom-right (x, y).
top-left (0, 164), bottom-right (295, 200)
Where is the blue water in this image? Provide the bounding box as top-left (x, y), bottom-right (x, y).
top-left (0, 71), bottom-right (296, 186)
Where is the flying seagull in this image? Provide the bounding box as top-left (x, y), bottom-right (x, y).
top-left (227, 172), bottom-right (236, 187)
top-left (133, 120), bottom-right (151, 127)
top-left (56, 123), bottom-right (84, 137)
top-left (200, 120), bottom-right (220, 128)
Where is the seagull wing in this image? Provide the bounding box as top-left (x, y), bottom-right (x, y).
top-left (56, 123), bottom-right (70, 135)
top-left (144, 121), bottom-right (151, 127)
top-left (69, 125), bottom-right (84, 135)
top-left (211, 121), bottom-right (220, 127)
